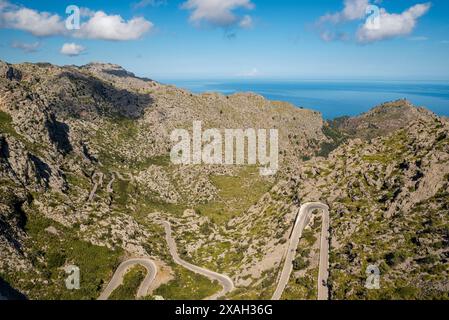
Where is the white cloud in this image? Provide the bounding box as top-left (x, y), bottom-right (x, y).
top-left (11, 40), bottom-right (40, 52)
top-left (239, 15), bottom-right (253, 29)
top-left (0, 1), bottom-right (153, 41)
top-left (356, 3), bottom-right (431, 43)
top-left (74, 11), bottom-right (153, 41)
top-left (0, 5), bottom-right (66, 36)
top-left (316, 1), bottom-right (431, 44)
top-left (181, 0), bottom-right (255, 28)
top-left (60, 42), bottom-right (86, 56)
top-left (79, 7), bottom-right (96, 18)
top-left (319, 0), bottom-right (369, 24)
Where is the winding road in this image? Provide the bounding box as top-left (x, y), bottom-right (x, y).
top-left (100, 202), bottom-right (329, 300)
top-left (106, 173), bottom-right (115, 193)
top-left (272, 202), bottom-right (330, 300)
top-left (99, 221), bottom-right (234, 300)
top-left (88, 172), bottom-right (103, 202)
top-left (162, 221), bottom-right (235, 300)
top-left (98, 258), bottom-right (157, 300)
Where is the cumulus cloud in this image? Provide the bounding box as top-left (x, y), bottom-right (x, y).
top-left (74, 11), bottom-right (153, 41)
top-left (79, 7), bottom-right (96, 18)
top-left (0, 4), bottom-right (66, 36)
top-left (60, 43), bottom-right (86, 56)
top-left (319, 0), bottom-right (369, 24)
top-left (181, 0), bottom-right (255, 29)
top-left (316, 0), bottom-right (431, 44)
top-left (356, 3), bottom-right (431, 43)
top-left (11, 40), bottom-right (40, 53)
top-left (0, 1), bottom-right (153, 41)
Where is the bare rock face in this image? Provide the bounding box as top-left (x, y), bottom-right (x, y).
top-left (80, 62), bottom-right (159, 93)
top-left (0, 61), bottom-right (22, 81)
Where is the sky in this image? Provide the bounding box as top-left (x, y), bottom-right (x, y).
top-left (0, 0), bottom-right (449, 81)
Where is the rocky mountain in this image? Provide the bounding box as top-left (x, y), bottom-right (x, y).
top-left (0, 60), bottom-right (447, 300)
top-left (295, 115), bottom-right (449, 299)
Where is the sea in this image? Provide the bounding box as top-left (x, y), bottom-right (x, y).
top-left (165, 80), bottom-right (449, 120)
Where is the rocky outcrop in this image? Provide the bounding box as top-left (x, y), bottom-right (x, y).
top-left (330, 99), bottom-right (436, 140)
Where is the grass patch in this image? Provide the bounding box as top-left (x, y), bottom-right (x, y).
top-left (153, 265), bottom-right (221, 300)
top-left (109, 265), bottom-right (147, 300)
top-left (0, 110), bottom-right (17, 137)
top-left (195, 166), bottom-right (272, 224)
top-left (362, 153), bottom-right (394, 164)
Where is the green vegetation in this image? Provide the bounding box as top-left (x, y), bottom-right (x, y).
top-left (114, 179), bottom-right (131, 206)
top-left (292, 256), bottom-right (310, 271)
top-left (384, 251), bottom-right (407, 267)
top-left (282, 271), bottom-right (318, 300)
top-left (0, 110), bottom-right (17, 136)
top-left (228, 268), bottom-right (278, 300)
top-left (191, 241), bottom-right (243, 272)
top-left (14, 213), bottom-right (123, 300)
top-left (109, 265), bottom-right (147, 300)
top-left (301, 229), bottom-right (316, 246)
top-left (195, 166), bottom-right (272, 224)
top-left (362, 153), bottom-right (394, 164)
top-left (317, 122), bottom-right (347, 158)
top-left (153, 265), bottom-right (221, 300)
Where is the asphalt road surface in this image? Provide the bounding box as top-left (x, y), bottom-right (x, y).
top-left (99, 222), bottom-right (234, 300)
top-left (271, 202), bottom-right (330, 300)
top-left (99, 202), bottom-right (328, 301)
top-left (98, 258), bottom-right (157, 300)
top-left (162, 221), bottom-right (235, 300)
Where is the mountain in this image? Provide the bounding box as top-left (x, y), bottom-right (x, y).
top-left (0, 61), bottom-right (447, 300)
top-left (297, 115), bottom-right (449, 299)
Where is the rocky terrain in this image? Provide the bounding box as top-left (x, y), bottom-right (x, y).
top-left (0, 60), bottom-right (447, 300)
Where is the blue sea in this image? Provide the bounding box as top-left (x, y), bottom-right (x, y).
top-left (166, 80), bottom-right (449, 119)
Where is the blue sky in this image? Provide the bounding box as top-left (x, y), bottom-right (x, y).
top-left (0, 0), bottom-right (448, 80)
